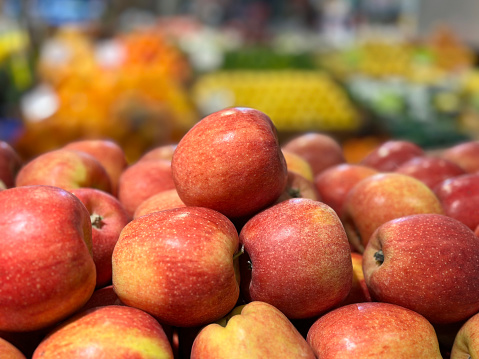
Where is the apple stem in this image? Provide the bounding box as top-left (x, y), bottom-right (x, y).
top-left (374, 250), bottom-right (384, 265)
top-left (90, 213), bottom-right (104, 229)
top-left (233, 245), bottom-right (244, 261)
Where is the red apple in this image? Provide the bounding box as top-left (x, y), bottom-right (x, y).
top-left (32, 305), bottom-right (174, 358)
top-left (191, 301), bottom-right (316, 359)
top-left (434, 173), bottom-right (479, 231)
top-left (342, 173), bottom-right (444, 253)
top-left (172, 107), bottom-right (288, 219)
top-left (0, 338), bottom-right (26, 359)
top-left (307, 302), bottom-right (442, 358)
top-left (64, 139), bottom-right (128, 196)
top-left (239, 198), bottom-right (352, 319)
top-left (359, 140), bottom-right (425, 172)
top-left (282, 132), bottom-right (345, 177)
top-left (282, 149), bottom-right (314, 182)
top-left (133, 188), bottom-right (186, 219)
top-left (340, 252), bottom-right (371, 306)
top-left (476, 224), bottom-right (479, 237)
top-left (138, 143), bottom-right (177, 163)
top-left (395, 156), bottom-right (465, 190)
top-left (314, 163), bottom-right (378, 217)
top-left (451, 311), bottom-right (479, 358)
top-left (441, 140), bottom-right (479, 173)
top-left (15, 149), bottom-right (111, 193)
top-left (80, 285), bottom-right (122, 312)
top-left (118, 158), bottom-right (176, 217)
top-left (0, 185), bottom-right (96, 332)
top-left (363, 214), bottom-right (479, 324)
top-left (112, 207), bottom-right (240, 327)
top-left (276, 171), bottom-right (320, 203)
top-left (70, 188), bottom-right (130, 288)
top-left (0, 141), bottom-right (22, 189)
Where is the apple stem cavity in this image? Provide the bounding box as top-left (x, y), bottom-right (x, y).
top-left (247, 260), bottom-right (253, 270)
top-left (374, 250), bottom-right (384, 266)
top-left (90, 213), bottom-right (104, 229)
top-left (287, 187), bottom-right (301, 198)
top-left (233, 245), bottom-right (244, 261)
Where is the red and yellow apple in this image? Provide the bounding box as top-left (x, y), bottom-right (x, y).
top-left (172, 107), bottom-right (288, 219)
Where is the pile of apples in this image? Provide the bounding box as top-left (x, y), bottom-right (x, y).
top-left (2, 107), bottom-right (479, 358)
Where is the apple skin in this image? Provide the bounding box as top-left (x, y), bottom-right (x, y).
top-left (0, 338), bottom-right (26, 359)
top-left (239, 198), bottom-right (352, 319)
top-left (80, 285), bottom-right (122, 312)
top-left (476, 224), bottom-right (479, 237)
top-left (451, 312), bottom-right (479, 358)
top-left (359, 140), bottom-right (425, 172)
top-left (191, 301), bottom-right (316, 359)
top-left (112, 206), bottom-right (240, 327)
top-left (32, 305), bottom-right (174, 359)
top-left (0, 185), bottom-right (96, 332)
top-left (275, 171), bottom-right (320, 204)
top-left (314, 163), bottom-right (378, 218)
top-left (306, 302), bottom-right (442, 359)
top-left (172, 107), bottom-right (288, 219)
top-left (282, 132), bottom-right (345, 177)
top-left (15, 149), bottom-right (111, 193)
top-left (133, 188), bottom-right (186, 219)
top-left (117, 158), bottom-right (176, 217)
top-left (441, 140), bottom-right (479, 173)
top-left (64, 139), bottom-right (128, 197)
top-left (0, 141), bottom-right (22, 189)
top-left (342, 173), bottom-right (444, 253)
top-left (282, 149), bottom-right (314, 182)
top-left (70, 188), bottom-right (130, 288)
top-left (363, 214), bottom-right (479, 324)
top-left (138, 143), bottom-right (177, 163)
top-left (340, 252), bottom-right (372, 306)
top-left (434, 173), bottom-right (479, 231)
top-left (395, 156), bottom-right (466, 191)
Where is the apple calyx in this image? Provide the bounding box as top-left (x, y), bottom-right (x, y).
top-left (90, 213), bottom-right (104, 229)
top-left (374, 250), bottom-right (384, 266)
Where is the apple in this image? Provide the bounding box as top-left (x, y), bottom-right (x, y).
top-left (359, 140), bottom-right (425, 172)
top-left (0, 185), bottom-right (96, 332)
top-left (239, 198), bottom-right (352, 319)
top-left (70, 188), bottom-right (130, 288)
top-left (64, 139), bottom-right (128, 196)
top-left (0, 338), bottom-right (26, 359)
top-left (314, 163), bottom-right (378, 217)
top-left (451, 312), bottom-right (479, 358)
top-left (118, 158), bottom-right (176, 217)
top-left (191, 301), bottom-right (316, 359)
top-left (32, 305), bottom-right (174, 358)
top-left (307, 302), bottom-right (442, 358)
top-left (282, 149), bottom-right (314, 182)
top-left (172, 107), bottom-right (288, 219)
top-left (340, 252), bottom-right (371, 306)
top-left (441, 140), bottom-right (479, 173)
top-left (275, 171), bottom-right (320, 204)
top-left (476, 224), bottom-right (479, 237)
top-left (0, 141), bottom-right (22, 189)
top-left (112, 206), bottom-right (240, 327)
top-left (282, 132), bottom-right (345, 177)
top-left (15, 149), bottom-right (111, 193)
top-left (138, 143), bottom-right (177, 163)
top-left (395, 156), bottom-right (465, 191)
top-left (133, 188), bottom-right (186, 219)
top-left (434, 173), bottom-right (479, 231)
top-left (363, 213), bottom-right (479, 324)
top-left (342, 173), bottom-right (444, 253)
top-left (80, 285), bottom-right (122, 312)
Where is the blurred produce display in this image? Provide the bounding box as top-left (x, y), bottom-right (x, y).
top-left (193, 69), bottom-right (361, 132)
top-left (16, 26), bottom-right (198, 162)
top-left (320, 27), bottom-right (477, 148)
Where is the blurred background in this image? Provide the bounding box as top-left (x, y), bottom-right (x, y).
top-left (2, 0), bottom-right (479, 163)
